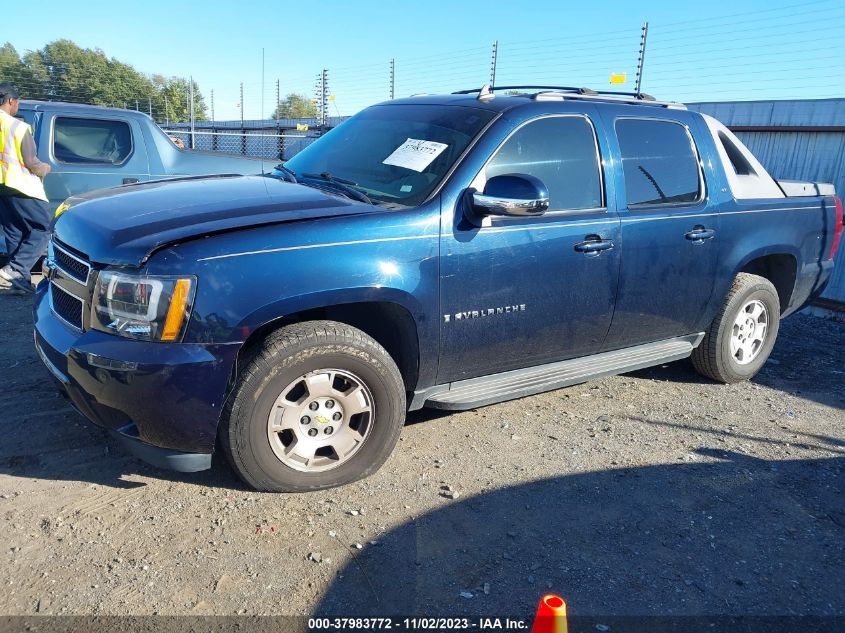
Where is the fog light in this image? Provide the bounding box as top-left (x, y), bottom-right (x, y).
top-left (86, 353), bottom-right (138, 372)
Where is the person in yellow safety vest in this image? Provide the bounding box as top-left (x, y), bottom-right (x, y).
top-left (0, 83), bottom-right (51, 294)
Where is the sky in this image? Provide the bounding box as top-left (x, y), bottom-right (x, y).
top-left (8, 0), bottom-right (845, 120)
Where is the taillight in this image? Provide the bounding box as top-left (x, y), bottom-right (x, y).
top-left (829, 195), bottom-right (843, 260)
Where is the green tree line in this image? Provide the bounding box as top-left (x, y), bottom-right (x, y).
top-left (271, 93), bottom-right (317, 119)
top-left (0, 40), bottom-right (207, 123)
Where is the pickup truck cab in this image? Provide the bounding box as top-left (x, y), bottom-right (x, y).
top-left (33, 87), bottom-right (843, 492)
top-left (17, 101), bottom-right (264, 212)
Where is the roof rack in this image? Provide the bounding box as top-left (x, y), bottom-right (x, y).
top-left (451, 85), bottom-right (686, 109)
top-left (453, 85), bottom-right (599, 96)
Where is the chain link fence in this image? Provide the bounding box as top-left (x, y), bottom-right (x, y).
top-left (161, 130), bottom-right (315, 160)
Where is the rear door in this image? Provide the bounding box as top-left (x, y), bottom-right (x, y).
top-left (600, 112), bottom-right (720, 349)
top-left (42, 113), bottom-right (150, 205)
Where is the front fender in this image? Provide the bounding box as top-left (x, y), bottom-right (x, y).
top-left (236, 286), bottom-right (424, 333)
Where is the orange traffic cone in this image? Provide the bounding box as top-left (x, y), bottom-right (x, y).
top-left (531, 594), bottom-right (568, 633)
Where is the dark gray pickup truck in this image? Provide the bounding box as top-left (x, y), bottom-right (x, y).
top-left (17, 101), bottom-right (264, 213)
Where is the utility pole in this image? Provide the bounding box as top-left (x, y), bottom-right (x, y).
top-left (148, 96), bottom-right (152, 118)
top-left (634, 21), bottom-right (649, 97)
top-left (490, 40), bottom-right (498, 88)
top-left (389, 58), bottom-right (395, 100)
top-left (210, 89), bottom-right (215, 123)
top-left (239, 82), bottom-right (244, 125)
top-left (315, 69), bottom-right (328, 131)
top-left (189, 75), bottom-right (195, 149)
top-left (135, 99), bottom-right (139, 111)
top-left (275, 79), bottom-right (280, 119)
top-left (164, 93), bottom-right (169, 125)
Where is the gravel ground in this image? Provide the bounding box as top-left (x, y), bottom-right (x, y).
top-left (0, 286), bottom-right (843, 620)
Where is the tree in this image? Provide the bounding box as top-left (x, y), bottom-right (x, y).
top-left (272, 93), bottom-right (317, 119)
top-left (0, 43), bottom-right (41, 97)
top-left (151, 75), bottom-right (208, 123)
top-left (0, 40), bottom-right (208, 123)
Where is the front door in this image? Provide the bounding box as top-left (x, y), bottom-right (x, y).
top-left (438, 113), bottom-right (621, 383)
top-left (600, 114), bottom-right (720, 350)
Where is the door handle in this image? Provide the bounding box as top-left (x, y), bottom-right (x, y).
top-left (574, 235), bottom-right (614, 255)
top-left (122, 178), bottom-right (139, 185)
top-left (685, 226), bottom-right (715, 243)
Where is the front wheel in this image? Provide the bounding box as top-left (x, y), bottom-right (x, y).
top-left (221, 321), bottom-right (406, 492)
top-left (692, 273), bottom-right (781, 383)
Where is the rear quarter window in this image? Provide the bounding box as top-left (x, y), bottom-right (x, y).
top-left (615, 118), bottom-right (702, 207)
top-left (53, 117), bottom-right (132, 165)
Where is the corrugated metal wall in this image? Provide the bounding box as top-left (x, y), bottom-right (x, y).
top-left (689, 99), bottom-right (845, 303)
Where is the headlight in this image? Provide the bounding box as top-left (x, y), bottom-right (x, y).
top-left (91, 271), bottom-right (196, 342)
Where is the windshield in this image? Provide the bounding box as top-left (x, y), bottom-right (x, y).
top-left (282, 104), bottom-right (497, 207)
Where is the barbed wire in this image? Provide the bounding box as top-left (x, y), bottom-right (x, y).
top-left (6, 4), bottom-right (843, 121)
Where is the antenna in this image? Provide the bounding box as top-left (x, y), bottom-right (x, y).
top-left (261, 48), bottom-right (265, 121)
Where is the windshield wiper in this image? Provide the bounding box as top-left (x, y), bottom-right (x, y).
top-left (301, 172), bottom-right (373, 205)
top-left (271, 163), bottom-right (298, 183)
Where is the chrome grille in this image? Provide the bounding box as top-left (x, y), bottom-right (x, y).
top-left (50, 284), bottom-right (84, 330)
top-left (53, 242), bottom-right (91, 284)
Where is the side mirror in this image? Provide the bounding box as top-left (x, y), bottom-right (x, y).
top-left (472, 173), bottom-right (550, 217)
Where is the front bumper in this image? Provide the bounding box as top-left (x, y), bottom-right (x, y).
top-left (33, 282), bottom-right (240, 472)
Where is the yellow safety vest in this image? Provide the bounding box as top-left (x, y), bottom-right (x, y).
top-left (0, 110), bottom-right (48, 201)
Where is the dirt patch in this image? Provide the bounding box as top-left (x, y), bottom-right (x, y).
top-left (0, 288), bottom-right (842, 617)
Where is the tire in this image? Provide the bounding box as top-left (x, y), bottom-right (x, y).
top-left (691, 273), bottom-right (780, 383)
top-left (221, 321), bottom-right (406, 492)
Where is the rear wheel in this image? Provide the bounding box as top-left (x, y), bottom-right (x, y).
top-left (692, 273), bottom-right (780, 383)
top-left (221, 321), bottom-right (406, 492)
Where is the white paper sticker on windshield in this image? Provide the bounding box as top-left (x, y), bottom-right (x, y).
top-left (382, 138), bottom-right (448, 172)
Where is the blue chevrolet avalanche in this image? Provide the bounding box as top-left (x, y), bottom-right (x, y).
top-left (34, 86), bottom-right (842, 492)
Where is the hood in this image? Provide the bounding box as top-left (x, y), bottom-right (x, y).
top-left (53, 175), bottom-right (375, 266)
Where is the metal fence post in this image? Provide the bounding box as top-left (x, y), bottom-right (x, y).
top-left (189, 75), bottom-right (195, 149)
top-left (490, 40), bottom-right (498, 88)
top-left (634, 22), bottom-right (649, 97)
top-left (239, 83), bottom-right (246, 155)
top-left (390, 58), bottom-right (395, 100)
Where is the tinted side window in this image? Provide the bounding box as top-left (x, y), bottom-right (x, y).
top-left (717, 131), bottom-right (756, 176)
top-left (615, 119), bottom-right (701, 207)
top-left (485, 116), bottom-right (602, 211)
top-left (53, 117), bottom-right (132, 165)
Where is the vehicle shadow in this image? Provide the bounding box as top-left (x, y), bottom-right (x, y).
top-left (0, 404), bottom-right (456, 490)
top-left (0, 385), bottom-right (248, 491)
top-left (314, 451), bottom-right (845, 621)
top-left (624, 313), bottom-right (845, 411)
